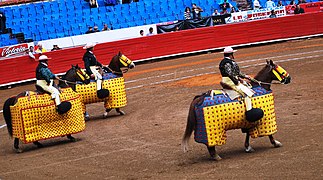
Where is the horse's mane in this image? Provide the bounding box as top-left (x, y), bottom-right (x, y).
top-left (254, 64), bottom-right (271, 80)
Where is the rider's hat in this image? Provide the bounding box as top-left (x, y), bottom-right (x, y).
top-left (36, 55), bottom-right (51, 61)
top-left (221, 46), bottom-right (237, 54)
top-left (83, 42), bottom-right (96, 49)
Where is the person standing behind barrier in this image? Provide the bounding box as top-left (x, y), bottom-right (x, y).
top-left (146, 27), bottom-right (155, 36)
top-left (35, 43), bottom-right (47, 54)
top-left (139, 30), bottom-right (144, 36)
top-left (184, 7), bottom-right (192, 20)
top-left (192, 3), bottom-right (203, 19)
top-left (83, 42), bottom-right (104, 91)
top-left (265, 0), bottom-right (276, 9)
top-left (294, 4), bottom-right (305, 14)
top-left (253, 0), bottom-right (261, 9)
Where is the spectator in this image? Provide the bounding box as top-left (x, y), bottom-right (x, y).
top-left (221, 8), bottom-right (229, 15)
top-left (298, 0), bottom-right (307, 4)
top-left (51, 45), bottom-right (61, 51)
top-left (89, 0), bottom-right (98, 8)
top-left (35, 43), bottom-right (47, 54)
top-left (102, 24), bottom-right (110, 31)
top-left (146, 27), bottom-right (154, 36)
top-left (253, 0), bottom-right (261, 9)
top-left (175, 26), bottom-right (180, 31)
top-left (93, 26), bottom-right (100, 32)
top-left (269, 10), bottom-right (277, 18)
top-left (212, 9), bottom-right (220, 16)
top-left (277, 0), bottom-right (283, 6)
top-left (265, 0), bottom-right (276, 9)
top-left (0, 11), bottom-right (6, 34)
top-left (26, 46), bottom-right (35, 59)
top-left (192, 3), bottom-right (203, 19)
top-left (85, 26), bottom-right (94, 34)
top-left (184, 7), bottom-right (192, 20)
top-left (289, 0), bottom-right (296, 5)
top-left (220, 0), bottom-right (233, 12)
top-left (294, 4), bottom-right (305, 14)
top-left (139, 30), bottom-right (144, 36)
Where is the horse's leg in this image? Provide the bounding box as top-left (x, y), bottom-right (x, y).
top-left (14, 138), bottom-right (22, 153)
top-left (116, 108), bottom-right (125, 115)
top-left (103, 108), bottom-right (112, 118)
top-left (269, 135), bottom-right (282, 148)
top-left (33, 141), bottom-right (43, 148)
top-left (67, 134), bottom-right (76, 142)
top-left (244, 131), bottom-right (255, 153)
top-left (207, 146), bottom-right (222, 161)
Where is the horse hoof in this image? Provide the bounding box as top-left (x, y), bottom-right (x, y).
top-left (273, 140), bottom-right (283, 148)
top-left (67, 135), bottom-right (76, 142)
top-left (103, 112), bottom-right (108, 118)
top-left (33, 141), bottom-right (43, 148)
top-left (245, 146), bottom-right (255, 153)
top-left (211, 154), bottom-right (222, 161)
top-left (118, 110), bottom-right (125, 115)
top-left (14, 148), bottom-right (23, 153)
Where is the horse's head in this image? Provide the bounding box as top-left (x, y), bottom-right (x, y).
top-left (62, 65), bottom-right (91, 86)
top-left (267, 60), bottom-right (291, 84)
top-left (108, 51), bottom-right (135, 75)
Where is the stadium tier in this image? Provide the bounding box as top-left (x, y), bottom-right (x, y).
top-left (0, 0), bottom-right (239, 47)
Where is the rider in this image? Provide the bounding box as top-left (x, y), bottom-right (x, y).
top-left (219, 47), bottom-right (262, 121)
top-left (82, 42), bottom-right (104, 91)
top-left (35, 55), bottom-right (61, 108)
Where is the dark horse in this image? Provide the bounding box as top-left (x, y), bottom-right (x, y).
top-left (77, 51), bottom-right (135, 119)
top-left (3, 65), bottom-right (90, 152)
top-left (182, 60), bottom-right (291, 160)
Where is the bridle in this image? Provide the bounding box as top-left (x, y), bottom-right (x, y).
top-left (106, 54), bottom-right (133, 74)
top-left (59, 67), bottom-right (89, 85)
top-left (250, 64), bottom-right (290, 85)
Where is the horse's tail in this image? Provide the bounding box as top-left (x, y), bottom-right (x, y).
top-left (182, 96), bottom-right (201, 153)
top-left (3, 96), bottom-right (16, 137)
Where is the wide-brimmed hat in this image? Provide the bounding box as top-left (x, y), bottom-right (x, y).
top-left (83, 42), bottom-right (96, 49)
top-left (36, 55), bottom-right (51, 61)
top-left (221, 46), bottom-right (237, 54)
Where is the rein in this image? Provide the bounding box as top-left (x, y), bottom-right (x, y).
top-left (58, 79), bottom-right (78, 85)
top-left (249, 78), bottom-right (282, 85)
top-left (104, 65), bottom-right (127, 75)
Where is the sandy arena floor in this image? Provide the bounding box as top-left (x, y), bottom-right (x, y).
top-left (0, 37), bottom-right (322, 179)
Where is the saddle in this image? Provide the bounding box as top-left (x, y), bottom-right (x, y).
top-left (220, 81), bottom-right (242, 100)
top-left (35, 84), bottom-right (61, 95)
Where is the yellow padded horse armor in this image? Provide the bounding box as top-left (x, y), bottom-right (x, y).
top-left (194, 87), bottom-right (277, 146)
top-left (10, 88), bottom-right (85, 143)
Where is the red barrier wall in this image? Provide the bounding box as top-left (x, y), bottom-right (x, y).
top-left (1, 12), bottom-right (322, 86)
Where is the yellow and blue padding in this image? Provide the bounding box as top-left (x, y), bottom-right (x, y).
top-left (194, 86), bottom-right (277, 146)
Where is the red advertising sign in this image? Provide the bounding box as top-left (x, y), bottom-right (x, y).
top-left (0, 43), bottom-right (29, 58)
top-left (286, 2), bottom-right (322, 14)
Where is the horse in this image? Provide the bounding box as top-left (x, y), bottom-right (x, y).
top-left (2, 65), bottom-right (90, 153)
top-left (182, 60), bottom-right (291, 160)
top-left (75, 51), bottom-right (135, 119)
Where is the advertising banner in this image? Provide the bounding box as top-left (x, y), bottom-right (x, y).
top-left (0, 43), bottom-right (33, 58)
top-left (226, 6), bottom-right (286, 23)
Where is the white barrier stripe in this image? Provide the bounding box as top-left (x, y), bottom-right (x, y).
top-left (125, 54), bottom-right (322, 90)
top-left (125, 50), bottom-right (323, 84)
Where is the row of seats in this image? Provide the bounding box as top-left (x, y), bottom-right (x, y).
top-left (0, 0), bottom-right (238, 46)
